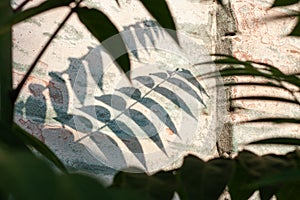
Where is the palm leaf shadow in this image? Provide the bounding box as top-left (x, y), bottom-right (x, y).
top-left (79, 105), bottom-right (147, 169)
top-left (117, 87), bottom-right (179, 137)
top-left (150, 72), bottom-right (207, 108)
top-left (134, 76), bottom-right (196, 119)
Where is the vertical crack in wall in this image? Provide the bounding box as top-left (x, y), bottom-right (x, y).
top-left (215, 1), bottom-right (237, 157)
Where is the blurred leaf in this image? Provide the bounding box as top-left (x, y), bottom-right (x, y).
top-left (272, 0), bottom-right (299, 7)
top-left (289, 16), bottom-right (300, 36)
top-left (249, 170), bottom-right (300, 188)
top-left (0, 146), bottom-right (58, 200)
top-left (228, 151), bottom-right (260, 200)
top-left (180, 156), bottom-right (234, 200)
top-left (258, 154), bottom-right (293, 200)
top-left (0, 0), bottom-right (73, 35)
top-left (276, 181), bottom-right (300, 200)
top-left (13, 123), bottom-right (67, 173)
top-left (112, 170), bottom-right (176, 200)
top-left (0, 146), bottom-right (140, 199)
top-left (249, 137), bottom-right (300, 146)
top-left (140, 0), bottom-right (179, 44)
top-left (76, 7), bottom-right (130, 77)
top-left (13, 0), bottom-right (73, 24)
top-left (179, 155), bottom-right (205, 199)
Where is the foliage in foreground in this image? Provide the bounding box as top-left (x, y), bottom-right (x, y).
top-left (0, 0), bottom-right (300, 199)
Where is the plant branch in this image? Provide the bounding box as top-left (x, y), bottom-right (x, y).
top-left (12, 8), bottom-right (75, 103)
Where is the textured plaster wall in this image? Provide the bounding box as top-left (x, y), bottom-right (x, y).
top-left (12, 0), bottom-right (300, 188)
top-left (12, 0), bottom-right (225, 182)
top-left (228, 0), bottom-right (300, 155)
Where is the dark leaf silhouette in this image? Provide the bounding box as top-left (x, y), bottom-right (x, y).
top-left (243, 118), bottom-right (300, 124)
top-left (249, 137), bottom-right (300, 146)
top-left (228, 151), bottom-right (260, 200)
top-left (85, 47), bottom-right (104, 91)
top-left (176, 69), bottom-right (209, 97)
top-left (76, 7), bottom-right (131, 77)
top-left (151, 74), bottom-right (206, 107)
top-left (95, 94), bottom-right (127, 111)
top-left (111, 170), bottom-right (176, 200)
top-left (12, 0), bottom-right (73, 25)
top-left (289, 15), bottom-right (300, 37)
top-left (140, 0), bottom-right (178, 44)
top-left (64, 58), bottom-right (87, 105)
top-left (153, 86), bottom-right (195, 119)
top-left (13, 123), bottom-right (67, 173)
top-left (272, 0), bottom-right (299, 7)
top-left (117, 87), bottom-right (179, 136)
top-left (126, 109), bottom-right (167, 154)
top-left (180, 156), bottom-right (234, 200)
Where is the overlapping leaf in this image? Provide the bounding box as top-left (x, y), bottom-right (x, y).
top-left (139, 0), bottom-right (179, 44)
top-left (76, 7), bottom-right (131, 77)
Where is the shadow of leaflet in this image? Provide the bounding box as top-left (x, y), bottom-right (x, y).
top-left (95, 94), bottom-right (167, 155)
top-left (117, 87), bottom-right (179, 137)
top-left (134, 76), bottom-right (196, 119)
top-left (79, 105), bottom-right (147, 169)
top-left (150, 72), bottom-right (207, 108)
